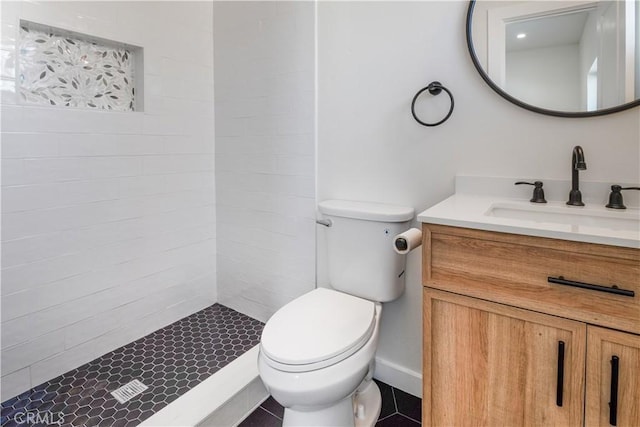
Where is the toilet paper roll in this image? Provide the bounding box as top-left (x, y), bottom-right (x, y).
top-left (393, 228), bottom-right (423, 254)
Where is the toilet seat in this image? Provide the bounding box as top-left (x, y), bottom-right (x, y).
top-left (261, 288), bottom-right (376, 373)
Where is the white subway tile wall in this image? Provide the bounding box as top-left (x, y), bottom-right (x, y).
top-left (213, 2), bottom-right (315, 322)
top-left (1, 1), bottom-right (215, 400)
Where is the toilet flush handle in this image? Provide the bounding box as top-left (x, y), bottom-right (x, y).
top-left (316, 218), bottom-right (332, 227)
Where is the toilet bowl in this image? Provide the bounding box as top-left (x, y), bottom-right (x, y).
top-left (257, 200), bottom-right (415, 427)
top-left (258, 288), bottom-right (382, 426)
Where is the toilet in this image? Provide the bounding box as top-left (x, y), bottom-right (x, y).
top-left (258, 200), bottom-right (415, 427)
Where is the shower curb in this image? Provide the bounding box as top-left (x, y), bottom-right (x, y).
top-left (140, 345), bottom-right (267, 426)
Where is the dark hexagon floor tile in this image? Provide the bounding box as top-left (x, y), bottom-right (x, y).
top-left (242, 381), bottom-right (423, 427)
top-left (260, 396), bottom-right (284, 419)
top-left (1, 304), bottom-right (263, 427)
top-left (394, 387), bottom-right (422, 422)
top-left (374, 380), bottom-right (396, 420)
top-left (239, 407), bottom-right (282, 427)
top-left (376, 413), bottom-right (421, 426)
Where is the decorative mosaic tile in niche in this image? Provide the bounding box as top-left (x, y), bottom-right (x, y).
top-left (18, 21), bottom-right (140, 111)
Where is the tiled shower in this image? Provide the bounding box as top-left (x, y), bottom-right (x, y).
top-left (1, 1), bottom-right (217, 401)
top-left (1, 1), bottom-right (315, 424)
top-left (213, 1), bottom-right (316, 323)
top-left (2, 305), bottom-right (263, 426)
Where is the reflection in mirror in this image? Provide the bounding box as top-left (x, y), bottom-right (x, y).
top-left (468, 0), bottom-right (640, 116)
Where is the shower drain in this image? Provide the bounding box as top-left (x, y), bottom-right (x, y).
top-left (110, 379), bottom-right (148, 404)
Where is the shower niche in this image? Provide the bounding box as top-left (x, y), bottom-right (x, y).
top-left (18, 20), bottom-right (144, 112)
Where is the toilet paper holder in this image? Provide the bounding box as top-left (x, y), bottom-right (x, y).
top-left (393, 228), bottom-right (423, 254)
top-left (394, 237), bottom-right (409, 252)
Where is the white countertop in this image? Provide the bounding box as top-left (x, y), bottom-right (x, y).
top-left (418, 194), bottom-right (640, 249)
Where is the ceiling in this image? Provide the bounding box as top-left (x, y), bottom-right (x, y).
top-left (506, 10), bottom-right (592, 51)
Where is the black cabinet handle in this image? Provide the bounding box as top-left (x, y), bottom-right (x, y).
top-left (609, 355), bottom-right (619, 426)
top-left (548, 276), bottom-right (635, 297)
top-left (556, 341), bottom-right (565, 407)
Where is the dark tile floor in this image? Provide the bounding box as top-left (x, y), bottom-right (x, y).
top-left (1, 304), bottom-right (263, 427)
top-left (240, 379), bottom-right (421, 426)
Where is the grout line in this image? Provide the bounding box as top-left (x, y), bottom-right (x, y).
top-left (391, 386), bottom-right (398, 414)
top-left (395, 412), bottom-right (421, 425)
top-left (405, 413), bottom-right (422, 424)
top-left (376, 412), bottom-right (395, 422)
top-left (256, 407), bottom-right (281, 423)
top-left (259, 403), bottom-right (283, 421)
top-left (392, 386), bottom-right (422, 423)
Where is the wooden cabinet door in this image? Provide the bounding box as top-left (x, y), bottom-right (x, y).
top-left (424, 289), bottom-right (586, 427)
top-left (586, 326), bottom-right (640, 427)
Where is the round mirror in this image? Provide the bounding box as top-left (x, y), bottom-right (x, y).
top-left (466, 0), bottom-right (640, 117)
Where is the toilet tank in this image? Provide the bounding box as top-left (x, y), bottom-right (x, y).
top-left (318, 200), bottom-right (415, 302)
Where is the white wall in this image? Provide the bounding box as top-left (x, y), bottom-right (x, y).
top-left (636, 0), bottom-right (639, 99)
top-left (318, 1), bottom-right (639, 395)
top-left (0, 1), bottom-right (215, 400)
top-left (213, 2), bottom-right (316, 322)
top-left (599, 1), bottom-right (625, 109)
top-left (579, 10), bottom-right (598, 109)
top-left (506, 44), bottom-right (581, 111)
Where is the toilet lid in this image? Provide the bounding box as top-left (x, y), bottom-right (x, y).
top-left (261, 288), bottom-right (376, 366)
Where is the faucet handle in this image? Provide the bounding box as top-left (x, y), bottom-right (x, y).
top-left (515, 181), bottom-right (547, 203)
top-left (606, 185), bottom-right (640, 209)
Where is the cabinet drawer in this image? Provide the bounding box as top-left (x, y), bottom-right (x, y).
top-left (422, 224), bottom-right (640, 334)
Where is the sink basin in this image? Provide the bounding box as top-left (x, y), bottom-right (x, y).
top-left (418, 188), bottom-right (640, 249)
top-left (486, 202), bottom-right (640, 232)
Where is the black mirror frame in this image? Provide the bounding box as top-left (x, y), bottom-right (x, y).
top-left (466, 0), bottom-right (640, 118)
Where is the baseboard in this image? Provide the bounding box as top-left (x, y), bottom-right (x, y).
top-left (140, 345), bottom-right (267, 426)
top-left (374, 356), bottom-right (422, 398)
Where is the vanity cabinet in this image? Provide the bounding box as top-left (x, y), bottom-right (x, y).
top-left (585, 327), bottom-right (640, 426)
top-left (424, 290), bottom-right (586, 426)
top-left (422, 224), bottom-right (640, 427)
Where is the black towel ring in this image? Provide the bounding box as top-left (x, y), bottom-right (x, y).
top-left (411, 81), bottom-right (454, 127)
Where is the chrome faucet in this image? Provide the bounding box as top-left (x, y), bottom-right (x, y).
top-left (567, 145), bottom-right (587, 206)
